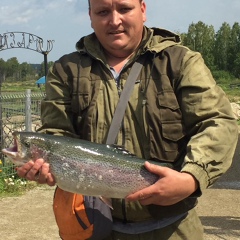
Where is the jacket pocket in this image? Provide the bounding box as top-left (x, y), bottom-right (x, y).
top-left (147, 88), bottom-right (185, 162)
top-left (158, 90), bottom-right (185, 152)
top-left (70, 77), bottom-right (91, 137)
top-left (71, 77), bottom-right (90, 115)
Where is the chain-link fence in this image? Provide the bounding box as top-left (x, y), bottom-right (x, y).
top-left (0, 91), bottom-right (45, 179)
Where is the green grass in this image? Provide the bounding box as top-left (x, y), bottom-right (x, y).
top-left (0, 160), bottom-right (38, 197)
top-left (213, 71), bottom-right (240, 102)
top-left (223, 87), bottom-right (240, 102)
top-left (1, 80), bottom-right (45, 92)
top-left (0, 80), bottom-right (44, 197)
top-left (0, 176), bottom-right (37, 198)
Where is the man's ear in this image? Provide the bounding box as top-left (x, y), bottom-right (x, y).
top-left (89, 9), bottom-right (93, 29)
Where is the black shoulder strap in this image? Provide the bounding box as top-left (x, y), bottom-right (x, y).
top-left (106, 59), bottom-right (144, 145)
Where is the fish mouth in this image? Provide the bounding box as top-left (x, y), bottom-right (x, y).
top-left (2, 137), bottom-right (18, 157)
top-left (2, 132), bottom-right (25, 166)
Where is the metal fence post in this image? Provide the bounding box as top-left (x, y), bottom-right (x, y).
top-left (0, 72), bottom-right (3, 161)
top-left (25, 89), bottom-right (32, 131)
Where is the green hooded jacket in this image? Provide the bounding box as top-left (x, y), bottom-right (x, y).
top-left (38, 26), bottom-right (238, 221)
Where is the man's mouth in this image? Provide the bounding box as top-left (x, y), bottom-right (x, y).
top-left (109, 30), bottom-right (125, 34)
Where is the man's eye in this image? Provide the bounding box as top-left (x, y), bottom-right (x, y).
top-left (120, 8), bottom-right (131, 13)
top-left (97, 10), bottom-right (109, 16)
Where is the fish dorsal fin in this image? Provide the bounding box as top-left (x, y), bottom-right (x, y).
top-left (107, 144), bottom-right (136, 157)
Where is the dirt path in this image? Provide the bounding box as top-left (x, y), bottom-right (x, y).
top-left (0, 186), bottom-right (59, 240)
top-left (0, 186), bottom-right (240, 240)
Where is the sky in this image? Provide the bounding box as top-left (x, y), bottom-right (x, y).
top-left (0, 0), bottom-right (240, 64)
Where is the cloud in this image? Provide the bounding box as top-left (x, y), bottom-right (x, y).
top-left (0, 2), bottom-right (43, 25)
top-left (0, 0), bottom-right (82, 26)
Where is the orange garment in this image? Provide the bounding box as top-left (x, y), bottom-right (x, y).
top-left (53, 187), bottom-right (93, 240)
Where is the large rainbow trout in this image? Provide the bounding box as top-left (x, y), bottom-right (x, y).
top-left (2, 132), bottom-right (172, 199)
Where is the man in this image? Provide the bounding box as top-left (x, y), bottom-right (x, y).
top-left (17, 0), bottom-right (238, 239)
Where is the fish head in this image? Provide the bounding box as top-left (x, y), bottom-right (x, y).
top-left (2, 131), bottom-right (48, 166)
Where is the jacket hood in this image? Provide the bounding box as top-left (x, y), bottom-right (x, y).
top-left (75, 26), bottom-right (181, 59)
top-left (144, 27), bottom-right (181, 52)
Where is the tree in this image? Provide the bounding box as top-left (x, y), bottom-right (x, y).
top-left (214, 22), bottom-right (231, 71)
top-left (0, 58), bottom-right (6, 84)
top-left (39, 61), bottom-right (54, 77)
top-left (228, 22), bottom-right (240, 76)
top-left (20, 62), bottom-right (34, 79)
top-left (183, 21), bottom-right (215, 69)
top-left (6, 57), bottom-right (20, 81)
top-left (233, 53), bottom-right (240, 78)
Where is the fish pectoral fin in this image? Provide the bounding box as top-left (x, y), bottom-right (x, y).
top-left (100, 196), bottom-right (113, 210)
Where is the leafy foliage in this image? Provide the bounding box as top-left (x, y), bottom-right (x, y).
top-left (0, 58), bottom-right (54, 84)
top-left (181, 21), bottom-right (240, 79)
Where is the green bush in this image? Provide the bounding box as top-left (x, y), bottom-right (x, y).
top-left (212, 70), bottom-right (235, 84)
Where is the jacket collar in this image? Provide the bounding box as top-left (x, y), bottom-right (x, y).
top-left (75, 26), bottom-right (181, 60)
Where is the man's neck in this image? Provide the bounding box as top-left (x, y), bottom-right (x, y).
top-left (105, 51), bottom-right (134, 73)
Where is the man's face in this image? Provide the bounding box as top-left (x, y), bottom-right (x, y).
top-left (89, 0), bottom-right (146, 57)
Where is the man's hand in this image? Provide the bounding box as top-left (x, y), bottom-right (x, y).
top-left (17, 158), bottom-right (56, 186)
top-left (126, 161), bottom-right (198, 206)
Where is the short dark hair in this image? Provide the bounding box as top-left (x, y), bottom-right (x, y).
top-left (88, 0), bottom-right (143, 8)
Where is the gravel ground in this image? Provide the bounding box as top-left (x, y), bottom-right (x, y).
top-left (0, 186), bottom-right (239, 240)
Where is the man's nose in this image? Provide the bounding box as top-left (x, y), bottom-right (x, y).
top-left (109, 11), bottom-right (122, 25)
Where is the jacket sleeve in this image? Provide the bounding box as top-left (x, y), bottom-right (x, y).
top-left (37, 56), bottom-right (78, 138)
top-left (177, 49), bottom-right (238, 191)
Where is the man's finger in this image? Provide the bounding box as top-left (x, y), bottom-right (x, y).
top-left (37, 163), bottom-right (50, 184)
top-left (17, 161), bottom-right (34, 178)
top-left (126, 185), bottom-right (154, 202)
top-left (25, 159), bottom-right (44, 180)
top-left (46, 173), bottom-right (56, 186)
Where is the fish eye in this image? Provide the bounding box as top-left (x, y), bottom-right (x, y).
top-left (23, 140), bottom-right (30, 148)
